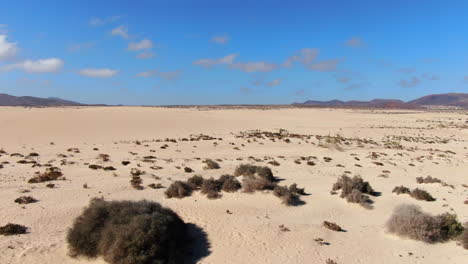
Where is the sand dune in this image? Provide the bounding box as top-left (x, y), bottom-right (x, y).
top-left (0, 107), bottom-right (467, 263)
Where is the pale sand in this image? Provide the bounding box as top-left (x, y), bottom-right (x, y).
top-left (0, 106), bottom-right (467, 263)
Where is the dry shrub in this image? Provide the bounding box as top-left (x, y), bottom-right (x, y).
top-left (416, 176), bottom-right (441, 184)
top-left (392, 186), bottom-right (411, 195)
top-left (463, 227), bottom-right (468, 249)
top-left (165, 181), bottom-right (193, 198)
top-left (332, 175), bottom-right (375, 208)
top-left (242, 177), bottom-right (275, 193)
top-left (289, 183), bottom-right (306, 195)
top-left (0, 223), bottom-right (28, 236)
top-left (201, 178), bottom-right (223, 194)
top-left (345, 189), bottom-right (372, 208)
top-left (326, 259), bottom-right (338, 264)
top-left (273, 185), bottom-right (299, 206)
top-left (28, 167), bottom-right (63, 183)
top-left (218, 175), bottom-right (241, 192)
top-left (187, 175), bottom-right (204, 189)
top-left (234, 164), bottom-right (275, 182)
top-left (66, 199), bottom-right (188, 264)
top-left (183, 167), bottom-right (193, 173)
top-left (410, 188), bottom-right (436, 201)
top-left (14, 196), bottom-right (37, 204)
top-left (386, 204), bottom-right (464, 243)
top-left (203, 159), bottom-right (220, 170)
top-left (323, 221), bottom-right (343, 232)
top-left (98, 154), bottom-right (110, 162)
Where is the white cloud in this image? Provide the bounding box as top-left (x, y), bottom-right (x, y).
top-left (308, 59), bottom-right (341, 72)
top-left (136, 51), bottom-right (155, 59)
top-left (89, 16), bottom-right (121, 27)
top-left (79, 68), bottom-right (118, 78)
top-left (284, 48), bottom-right (319, 67)
top-left (194, 54), bottom-right (238, 68)
top-left (345, 37), bottom-right (364, 47)
top-left (240, 87), bottom-right (252, 94)
top-left (398, 76), bottom-right (420, 88)
top-left (0, 24), bottom-right (8, 34)
top-left (211, 34), bottom-right (230, 44)
top-left (267, 79), bottom-right (281, 86)
top-left (1, 58), bottom-right (64, 73)
top-left (136, 69), bottom-right (181, 80)
top-left (111, 25), bottom-right (129, 39)
top-left (0, 35), bottom-right (18, 61)
top-left (128, 38), bottom-right (153, 51)
top-left (422, 73), bottom-right (439, 81)
top-left (230, 61), bottom-right (278, 73)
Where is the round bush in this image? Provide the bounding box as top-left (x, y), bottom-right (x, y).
top-left (67, 199), bottom-right (188, 264)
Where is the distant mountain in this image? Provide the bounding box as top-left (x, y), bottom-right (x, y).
top-left (408, 93), bottom-right (468, 108)
top-left (294, 93), bottom-right (468, 109)
top-left (0, 93), bottom-right (84, 106)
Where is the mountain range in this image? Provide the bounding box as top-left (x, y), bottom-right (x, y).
top-left (1, 92), bottom-right (468, 108)
top-left (294, 93), bottom-right (468, 109)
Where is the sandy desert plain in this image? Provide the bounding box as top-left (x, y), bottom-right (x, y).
top-left (0, 106), bottom-right (467, 264)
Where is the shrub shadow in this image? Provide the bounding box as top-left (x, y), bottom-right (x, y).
top-left (184, 223), bottom-right (211, 264)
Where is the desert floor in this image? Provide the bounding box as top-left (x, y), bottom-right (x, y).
top-left (0, 106), bottom-right (467, 264)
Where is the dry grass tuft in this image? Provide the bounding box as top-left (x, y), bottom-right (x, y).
top-left (203, 159), bottom-right (220, 170)
top-left (28, 167), bottom-right (63, 183)
top-left (14, 196), bottom-right (37, 204)
top-left (323, 221), bottom-right (343, 232)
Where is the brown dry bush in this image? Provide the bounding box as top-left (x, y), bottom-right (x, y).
top-left (14, 196), bottom-right (37, 204)
top-left (386, 204), bottom-right (464, 243)
top-left (410, 188), bottom-right (435, 201)
top-left (234, 164), bottom-right (275, 183)
top-left (273, 185), bottom-right (299, 206)
top-left (165, 181), bottom-right (193, 198)
top-left (289, 183), bottom-right (306, 195)
top-left (416, 176), bottom-right (441, 184)
top-left (331, 175), bottom-right (375, 208)
top-left (200, 178), bottom-right (222, 198)
top-left (0, 223), bottom-right (28, 236)
top-left (203, 159), bottom-right (220, 170)
top-left (463, 227), bottom-right (468, 249)
top-left (217, 175), bottom-right (241, 192)
top-left (332, 175), bottom-right (375, 197)
top-left (187, 175), bottom-right (204, 189)
top-left (242, 177), bottom-right (275, 193)
top-left (183, 167), bottom-right (193, 173)
top-left (66, 199), bottom-right (188, 264)
top-left (28, 167), bottom-right (63, 183)
top-left (392, 186), bottom-right (411, 195)
top-left (323, 221), bottom-right (343, 232)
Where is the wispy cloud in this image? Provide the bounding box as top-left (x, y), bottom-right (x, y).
top-left (111, 25), bottom-right (129, 39)
top-left (128, 38), bottom-right (153, 51)
top-left (89, 16), bottom-right (121, 27)
top-left (211, 34), bottom-right (230, 44)
top-left (1, 58), bottom-right (64, 73)
top-left (308, 59), bottom-right (341, 72)
top-left (79, 68), bottom-right (118, 78)
top-left (267, 79), bottom-right (281, 86)
top-left (194, 54), bottom-right (238, 68)
top-left (0, 24), bottom-right (8, 34)
top-left (284, 48), bottom-right (319, 67)
top-left (230, 61), bottom-right (278, 73)
top-left (68, 42), bottom-right (95, 52)
top-left (398, 76), bottom-right (420, 87)
top-left (398, 68), bottom-right (416, 74)
top-left (136, 51), bottom-right (155, 59)
top-left (422, 73), bottom-right (439, 81)
top-left (136, 69), bottom-right (182, 80)
top-left (0, 35), bottom-right (18, 61)
top-left (240, 87), bottom-right (252, 94)
top-left (345, 37), bottom-right (364, 48)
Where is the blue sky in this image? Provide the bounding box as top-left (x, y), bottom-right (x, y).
top-left (0, 0), bottom-right (467, 105)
